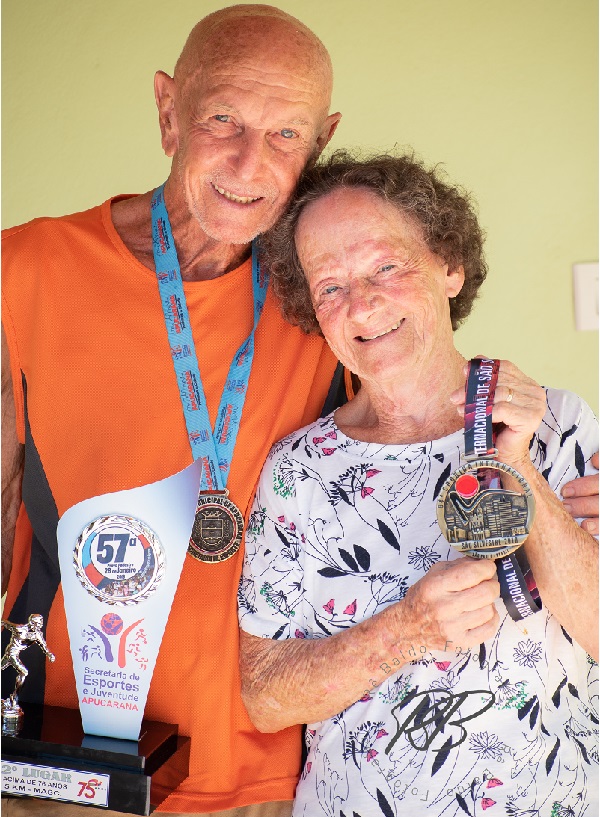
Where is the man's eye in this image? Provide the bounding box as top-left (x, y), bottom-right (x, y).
top-left (280, 129), bottom-right (297, 139)
top-left (379, 264), bottom-right (396, 273)
top-left (213, 114), bottom-right (231, 123)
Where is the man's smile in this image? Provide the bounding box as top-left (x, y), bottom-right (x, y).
top-left (211, 183), bottom-right (262, 205)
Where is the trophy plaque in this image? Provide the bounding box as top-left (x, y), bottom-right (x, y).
top-left (1, 611), bottom-right (190, 814)
top-left (2, 459), bottom-right (203, 813)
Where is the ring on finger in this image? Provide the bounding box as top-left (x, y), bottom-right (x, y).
top-left (506, 388), bottom-right (514, 403)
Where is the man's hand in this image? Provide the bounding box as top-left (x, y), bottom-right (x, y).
top-left (561, 451), bottom-right (599, 535)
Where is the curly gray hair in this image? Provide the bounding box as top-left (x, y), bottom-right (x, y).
top-left (261, 150), bottom-right (488, 334)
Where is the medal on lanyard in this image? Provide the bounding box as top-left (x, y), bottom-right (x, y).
top-left (436, 359), bottom-right (541, 620)
top-left (151, 185), bottom-right (268, 563)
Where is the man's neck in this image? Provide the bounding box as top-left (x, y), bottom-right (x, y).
top-left (111, 189), bottom-right (252, 281)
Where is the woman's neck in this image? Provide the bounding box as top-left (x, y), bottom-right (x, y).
top-left (336, 348), bottom-right (467, 445)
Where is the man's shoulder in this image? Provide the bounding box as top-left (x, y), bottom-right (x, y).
top-left (1, 197), bottom-right (125, 248)
top-left (2, 213), bottom-right (69, 246)
top-left (1, 198), bottom-right (129, 298)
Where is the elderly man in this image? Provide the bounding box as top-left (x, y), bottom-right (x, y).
top-left (1, 6), bottom-right (339, 816)
top-left (1, 5), bottom-right (596, 817)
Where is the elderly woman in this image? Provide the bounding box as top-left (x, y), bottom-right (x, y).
top-left (238, 153), bottom-right (598, 816)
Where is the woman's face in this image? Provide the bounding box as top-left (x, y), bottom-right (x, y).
top-left (295, 187), bottom-right (464, 386)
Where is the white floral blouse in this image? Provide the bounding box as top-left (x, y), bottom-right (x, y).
top-left (239, 388), bottom-right (599, 817)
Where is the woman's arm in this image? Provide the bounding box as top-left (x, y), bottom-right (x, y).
top-left (516, 459), bottom-right (598, 659)
top-left (240, 555), bottom-right (500, 732)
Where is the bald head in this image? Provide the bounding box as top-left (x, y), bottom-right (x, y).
top-left (154, 4), bottom-right (340, 249)
top-left (174, 4), bottom-right (334, 113)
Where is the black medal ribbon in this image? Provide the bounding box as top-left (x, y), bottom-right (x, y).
top-left (436, 358), bottom-right (541, 621)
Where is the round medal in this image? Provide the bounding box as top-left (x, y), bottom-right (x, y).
top-left (74, 515), bottom-right (165, 605)
top-left (188, 493), bottom-right (243, 563)
top-left (436, 459), bottom-right (535, 560)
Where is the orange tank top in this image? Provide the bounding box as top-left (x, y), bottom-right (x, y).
top-left (2, 197), bottom-right (339, 812)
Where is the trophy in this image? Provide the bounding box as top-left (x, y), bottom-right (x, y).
top-left (2, 615), bottom-right (55, 734)
top-left (1, 460), bottom-right (202, 813)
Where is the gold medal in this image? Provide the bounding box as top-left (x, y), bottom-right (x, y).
top-left (188, 492), bottom-right (243, 563)
top-left (436, 459), bottom-right (535, 560)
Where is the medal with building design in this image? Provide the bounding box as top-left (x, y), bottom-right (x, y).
top-left (436, 459), bottom-right (535, 560)
top-left (436, 358), bottom-right (535, 559)
top-left (436, 358), bottom-right (540, 621)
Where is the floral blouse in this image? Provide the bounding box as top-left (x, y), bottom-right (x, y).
top-left (239, 388), bottom-right (599, 817)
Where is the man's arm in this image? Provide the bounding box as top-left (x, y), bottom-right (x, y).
top-left (241, 556), bottom-right (500, 733)
top-left (2, 324), bottom-right (24, 595)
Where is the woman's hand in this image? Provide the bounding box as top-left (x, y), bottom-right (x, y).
top-left (450, 357), bottom-right (547, 469)
top-left (400, 556), bottom-right (501, 653)
top-left (450, 358), bottom-right (599, 532)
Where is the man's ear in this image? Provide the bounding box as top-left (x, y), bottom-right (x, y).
top-left (154, 71), bottom-right (179, 157)
top-left (446, 264), bottom-right (465, 298)
top-left (315, 112), bottom-right (342, 156)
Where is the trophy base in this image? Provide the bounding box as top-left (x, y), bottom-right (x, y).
top-left (1, 699), bottom-right (24, 737)
top-left (1, 702), bottom-right (190, 815)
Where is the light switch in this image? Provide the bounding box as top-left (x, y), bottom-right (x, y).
top-left (572, 262), bottom-right (599, 331)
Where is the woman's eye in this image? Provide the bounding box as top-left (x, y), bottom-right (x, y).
top-left (323, 285), bottom-right (340, 295)
top-left (213, 114), bottom-right (231, 123)
top-left (379, 264), bottom-right (396, 273)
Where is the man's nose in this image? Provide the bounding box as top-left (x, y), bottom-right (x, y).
top-left (230, 128), bottom-right (268, 182)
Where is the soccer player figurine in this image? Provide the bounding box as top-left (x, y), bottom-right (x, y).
top-left (1, 614), bottom-right (55, 729)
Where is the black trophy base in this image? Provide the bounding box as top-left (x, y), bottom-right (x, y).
top-left (1, 702), bottom-right (190, 814)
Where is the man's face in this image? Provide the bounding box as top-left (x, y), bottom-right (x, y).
top-left (165, 53), bottom-right (338, 245)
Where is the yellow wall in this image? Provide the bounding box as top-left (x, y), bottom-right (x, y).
top-left (2, 0), bottom-right (598, 411)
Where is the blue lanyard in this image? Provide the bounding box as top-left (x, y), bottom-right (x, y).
top-left (151, 184), bottom-right (268, 491)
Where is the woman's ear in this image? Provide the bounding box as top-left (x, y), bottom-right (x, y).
top-left (446, 264), bottom-right (465, 298)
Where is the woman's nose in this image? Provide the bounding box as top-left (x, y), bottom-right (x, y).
top-left (347, 283), bottom-right (379, 322)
